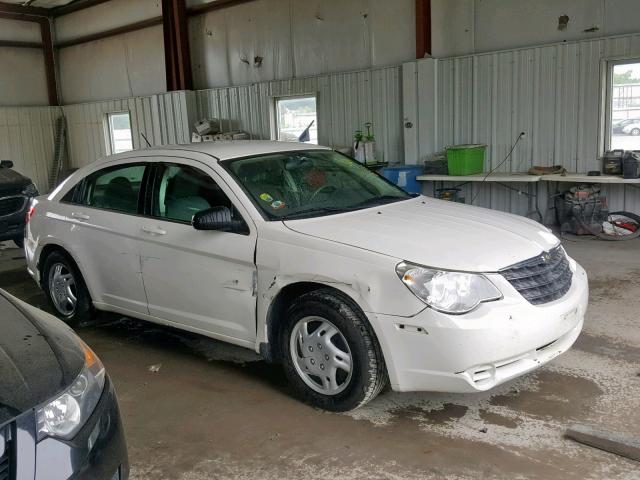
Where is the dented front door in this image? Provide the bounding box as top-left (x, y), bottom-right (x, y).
top-left (139, 158), bottom-right (257, 344)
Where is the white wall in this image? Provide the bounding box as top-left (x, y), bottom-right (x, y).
top-left (50, 0), bottom-right (415, 102)
top-left (0, 106), bottom-right (61, 191)
top-left (432, 0), bottom-right (640, 57)
top-left (404, 33), bottom-right (640, 217)
top-left (54, 0), bottom-right (166, 104)
top-left (62, 91), bottom-right (193, 168)
top-left (53, 0), bottom-right (161, 43)
top-left (196, 65), bottom-right (403, 162)
top-left (0, 19), bottom-right (49, 106)
top-left (57, 26), bottom-right (166, 104)
top-left (189, 0), bottom-right (415, 89)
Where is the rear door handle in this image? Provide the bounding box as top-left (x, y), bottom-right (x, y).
top-left (71, 212), bottom-right (90, 221)
top-left (142, 226), bottom-right (167, 236)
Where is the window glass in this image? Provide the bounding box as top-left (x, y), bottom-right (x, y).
top-left (226, 150), bottom-right (410, 220)
top-left (275, 96), bottom-right (317, 144)
top-left (61, 182), bottom-right (82, 204)
top-left (153, 164), bottom-right (233, 223)
top-left (107, 112), bottom-right (133, 154)
top-left (610, 61), bottom-right (640, 151)
top-left (83, 164), bottom-right (145, 214)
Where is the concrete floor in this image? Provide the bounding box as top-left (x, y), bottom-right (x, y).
top-left (1, 239), bottom-right (639, 479)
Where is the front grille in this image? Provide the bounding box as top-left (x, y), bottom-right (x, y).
top-left (0, 196), bottom-right (25, 217)
top-left (500, 246), bottom-right (572, 305)
top-left (0, 424), bottom-right (12, 480)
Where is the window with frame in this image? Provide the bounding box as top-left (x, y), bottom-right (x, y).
top-left (106, 112), bottom-right (133, 154)
top-left (82, 164), bottom-right (146, 215)
top-left (152, 163), bottom-right (238, 225)
top-left (274, 95), bottom-right (317, 144)
top-left (607, 60), bottom-right (640, 152)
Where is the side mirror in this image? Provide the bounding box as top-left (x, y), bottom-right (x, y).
top-left (0, 160), bottom-right (14, 169)
top-left (192, 206), bottom-right (248, 234)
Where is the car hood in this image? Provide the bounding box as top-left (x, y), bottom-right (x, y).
top-left (0, 291), bottom-right (83, 427)
top-left (0, 167), bottom-right (30, 196)
top-left (284, 196), bottom-right (559, 272)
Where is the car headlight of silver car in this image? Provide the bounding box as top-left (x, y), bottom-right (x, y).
top-left (396, 262), bottom-right (502, 314)
top-left (21, 183), bottom-right (38, 197)
top-left (36, 340), bottom-right (105, 441)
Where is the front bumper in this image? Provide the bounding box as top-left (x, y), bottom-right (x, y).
top-left (0, 195), bottom-right (29, 242)
top-left (369, 263), bottom-right (588, 393)
top-left (32, 375), bottom-right (129, 480)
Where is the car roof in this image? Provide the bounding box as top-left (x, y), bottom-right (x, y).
top-left (103, 140), bottom-right (332, 164)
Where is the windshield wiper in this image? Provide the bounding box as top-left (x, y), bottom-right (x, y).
top-left (280, 206), bottom-right (349, 221)
top-left (348, 195), bottom-right (411, 210)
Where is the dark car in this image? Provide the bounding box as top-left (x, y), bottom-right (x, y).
top-left (0, 161), bottom-right (39, 248)
top-left (0, 289), bottom-right (128, 480)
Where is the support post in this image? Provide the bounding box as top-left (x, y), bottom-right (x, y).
top-left (39, 18), bottom-right (59, 106)
top-left (162, 0), bottom-right (193, 91)
top-left (415, 0), bottom-right (431, 59)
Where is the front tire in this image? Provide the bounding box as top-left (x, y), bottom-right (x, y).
top-left (281, 289), bottom-right (387, 411)
top-left (42, 251), bottom-right (93, 326)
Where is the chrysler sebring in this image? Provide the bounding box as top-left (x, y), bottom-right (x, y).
top-left (25, 141), bottom-right (588, 411)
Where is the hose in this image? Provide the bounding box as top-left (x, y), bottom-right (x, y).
top-left (573, 210), bottom-right (640, 241)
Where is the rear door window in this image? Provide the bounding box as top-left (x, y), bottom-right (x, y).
top-left (82, 164), bottom-right (146, 214)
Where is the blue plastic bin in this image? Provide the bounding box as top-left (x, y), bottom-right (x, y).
top-left (380, 165), bottom-right (423, 194)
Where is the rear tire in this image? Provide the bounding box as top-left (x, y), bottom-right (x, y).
top-left (42, 251), bottom-right (93, 326)
top-left (280, 289), bottom-right (387, 411)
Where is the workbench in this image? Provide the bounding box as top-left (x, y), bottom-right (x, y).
top-left (417, 173), bottom-right (543, 221)
top-left (417, 172), bottom-right (640, 222)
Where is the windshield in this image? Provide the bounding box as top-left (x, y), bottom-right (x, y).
top-left (225, 150), bottom-right (411, 220)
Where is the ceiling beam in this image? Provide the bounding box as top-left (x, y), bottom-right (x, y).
top-left (55, 16), bottom-right (162, 48)
top-left (0, 1), bottom-right (48, 17)
top-left (0, 10), bottom-right (43, 22)
top-left (187, 0), bottom-right (257, 16)
top-left (50, 0), bottom-right (111, 17)
top-left (0, 39), bottom-right (42, 48)
top-left (415, 0), bottom-right (432, 58)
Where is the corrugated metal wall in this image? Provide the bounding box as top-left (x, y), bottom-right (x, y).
top-left (62, 91), bottom-right (193, 168)
top-left (415, 33), bottom-right (640, 219)
top-left (195, 66), bottom-right (404, 163)
top-left (0, 106), bottom-right (61, 192)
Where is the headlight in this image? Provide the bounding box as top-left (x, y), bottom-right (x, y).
top-left (36, 341), bottom-right (105, 441)
top-left (396, 262), bottom-right (502, 314)
top-left (21, 183), bottom-right (38, 197)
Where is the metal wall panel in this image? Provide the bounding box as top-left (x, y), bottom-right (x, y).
top-left (0, 106), bottom-right (61, 192)
top-left (195, 66), bottom-right (404, 163)
top-left (62, 92), bottom-right (193, 168)
top-left (189, 0), bottom-right (414, 90)
top-left (416, 33), bottom-right (640, 218)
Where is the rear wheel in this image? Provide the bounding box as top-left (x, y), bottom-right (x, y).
top-left (281, 289), bottom-right (387, 411)
top-left (631, 128), bottom-right (640, 136)
top-left (42, 251), bottom-right (93, 325)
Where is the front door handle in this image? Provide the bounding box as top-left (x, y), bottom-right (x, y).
top-left (142, 226), bottom-right (167, 236)
top-left (71, 212), bottom-right (90, 221)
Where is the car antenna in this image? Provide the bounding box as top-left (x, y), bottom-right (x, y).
top-left (140, 132), bottom-right (152, 148)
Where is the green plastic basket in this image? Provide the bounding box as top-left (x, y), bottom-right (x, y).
top-left (446, 144), bottom-right (486, 176)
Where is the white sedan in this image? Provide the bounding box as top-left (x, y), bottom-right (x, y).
top-left (24, 141), bottom-right (588, 411)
